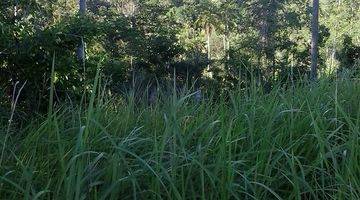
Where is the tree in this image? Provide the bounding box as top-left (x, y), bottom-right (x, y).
top-left (77, 0), bottom-right (86, 63)
top-left (337, 35), bottom-right (360, 75)
top-left (310, 0), bottom-right (319, 80)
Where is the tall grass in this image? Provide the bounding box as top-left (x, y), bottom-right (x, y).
top-left (0, 78), bottom-right (359, 199)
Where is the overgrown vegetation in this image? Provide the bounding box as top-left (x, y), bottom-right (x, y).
top-left (0, 77), bottom-right (360, 199)
top-left (1, 0), bottom-right (360, 199)
top-left (1, 0), bottom-right (359, 113)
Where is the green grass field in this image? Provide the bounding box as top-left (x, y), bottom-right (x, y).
top-left (1, 79), bottom-right (360, 199)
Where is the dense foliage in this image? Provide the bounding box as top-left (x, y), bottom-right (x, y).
top-left (1, 0), bottom-right (359, 113)
top-left (0, 1), bottom-right (360, 199)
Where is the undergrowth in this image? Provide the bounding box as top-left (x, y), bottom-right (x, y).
top-left (0, 78), bottom-right (359, 199)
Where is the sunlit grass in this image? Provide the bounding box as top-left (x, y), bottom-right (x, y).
top-left (0, 78), bottom-right (359, 199)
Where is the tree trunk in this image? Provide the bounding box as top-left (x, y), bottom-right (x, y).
top-left (206, 24), bottom-right (212, 77)
top-left (310, 0), bottom-right (319, 81)
top-left (79, 0), bottom-right (86, 15)
top-left (14, 0), bottom-right (18, 18)
top-left (224, 18), bottom-right (230, 69)
top-left (77, 0), bottom-right (86, 63)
